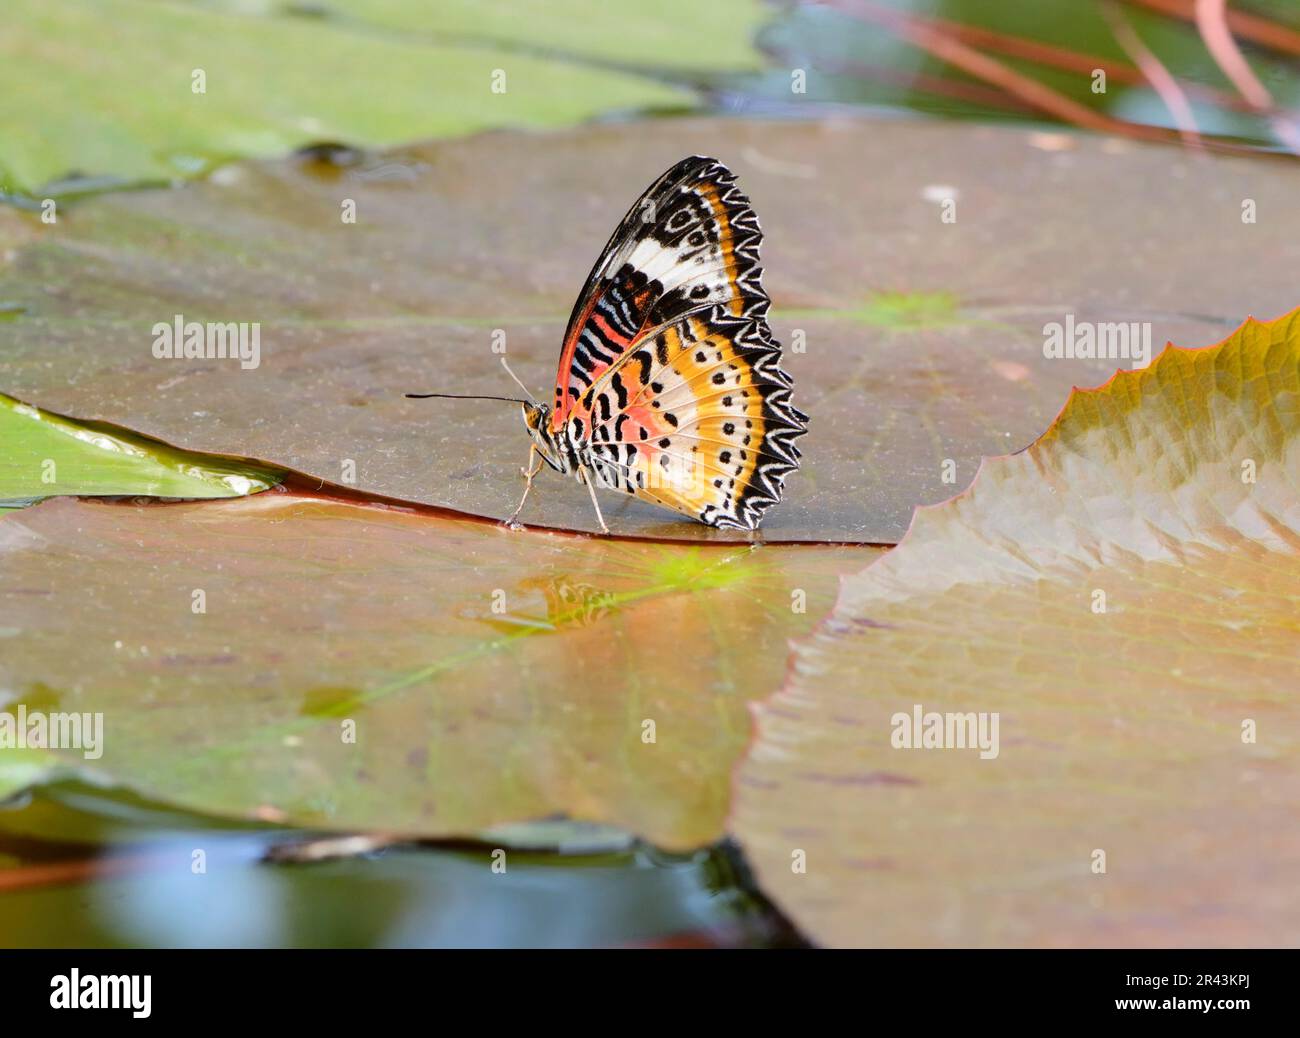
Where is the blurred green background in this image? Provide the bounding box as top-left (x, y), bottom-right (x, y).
top-left (3, 0), bottom-right (1298, 203)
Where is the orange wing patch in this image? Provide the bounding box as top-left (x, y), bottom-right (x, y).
top-left (695, 182), bottom-right (745, 319)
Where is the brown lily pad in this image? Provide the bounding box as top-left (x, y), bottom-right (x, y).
top-left (0, 491), bottom-right (875, 849)
top-left (2, 118), bottom-right (1298, 540)
top-left (729, 310), bottom-right (1300, 946)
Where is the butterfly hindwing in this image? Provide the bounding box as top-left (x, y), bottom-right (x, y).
top-left (577, 307), bottom-right (806, 530)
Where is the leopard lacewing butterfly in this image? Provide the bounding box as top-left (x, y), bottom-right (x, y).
top-left (409, 156), bottom-right (807, 532)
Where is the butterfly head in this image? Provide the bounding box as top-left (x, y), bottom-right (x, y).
top-left (522, 402), bottom-right (566, 473)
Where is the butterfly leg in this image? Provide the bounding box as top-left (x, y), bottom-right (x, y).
top-left (506, 446), bottom-right (544, 528)
top-left (578, 465), bottom-right (610, 535)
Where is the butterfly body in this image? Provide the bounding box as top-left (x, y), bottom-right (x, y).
top-left (521, 401), bottom-right (573, 474)
top-left (517, 156), bottom-right (808, 532)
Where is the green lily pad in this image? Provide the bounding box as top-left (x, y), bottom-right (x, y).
top-left (0, 0), bottom-right (714, 195)
top-left (0, 749), bottom-right (60, 802)
top-left (0, 492), bottom-right (877, 849)
top-left (5, 118), bottom-right (1294, 540)
top-left (246, 0), bottom-right (768, 73)
top-left (0, 393), bottom-right (283, 505)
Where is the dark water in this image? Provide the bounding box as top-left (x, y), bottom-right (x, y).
top-left (0, 782), bottom-right (795, 948)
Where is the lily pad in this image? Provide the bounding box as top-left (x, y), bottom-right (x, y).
top-left (0, 393), bottom-right (283, 505)
top-left (244, 0), bottom-right (768, 74)
top-left (3, 118), bottom-right (1298, 540)
top-left (0, 492), bottom-right (876, 849)
top-left (0, 749), bottom-right (59, 802)
top-left (0, 0), bottom-right (703, 195)
top-left (729, 310), bottom-right (1300, 945)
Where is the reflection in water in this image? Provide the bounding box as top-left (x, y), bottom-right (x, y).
top-left (100, 836), bottom-right (285, 947)
top-left (520, 576), bottom-right (616, 629)
top-left (494, 547), bottom-right (762, 635)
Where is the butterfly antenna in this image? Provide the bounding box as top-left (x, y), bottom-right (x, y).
top-left (499, 357), bottom-right (540, 406)
top-left (404, 392), bottom-right (529, 404)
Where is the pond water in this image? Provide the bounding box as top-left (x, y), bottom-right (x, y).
top-left (0, 783), bottom-right (796, 947)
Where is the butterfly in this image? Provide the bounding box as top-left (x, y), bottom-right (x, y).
top-left (410, 156), bottom-right (807, 533)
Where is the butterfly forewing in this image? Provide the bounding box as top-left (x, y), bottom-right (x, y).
top-left (553, 157), bottom-right (768, 422)
top-left (554, 156), bottom-right (806, 530)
